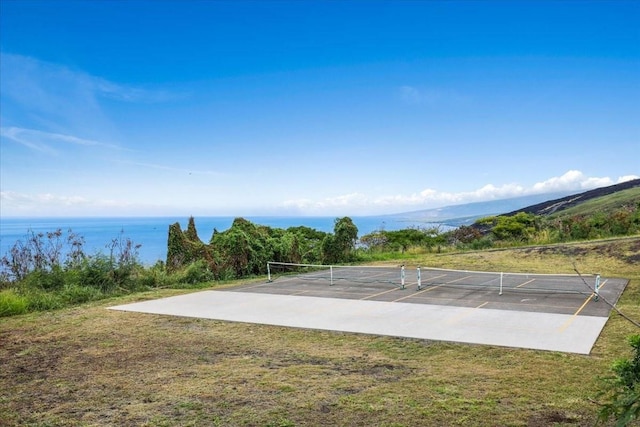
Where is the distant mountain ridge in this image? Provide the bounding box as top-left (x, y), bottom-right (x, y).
top-left (504, 178), bottom-right (640, 217)
top-left (389, 191), bottom-right (575, 226)
top-left (389, 179), bottom-right (640, 226)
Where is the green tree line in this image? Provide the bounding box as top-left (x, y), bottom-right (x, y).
top-left (0, 217), bottom-right (360, 317)
top-left (166, 216), bottom-right (359, 279)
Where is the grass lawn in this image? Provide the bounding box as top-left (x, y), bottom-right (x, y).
top-left (1, 238), bottom-right (639, 426)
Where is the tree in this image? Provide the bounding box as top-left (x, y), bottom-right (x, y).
top-left (166, 221), bottom-right (216, 274)
top-left (359, 231), bottom-right (388, 251)
top-left (321, 217), bottom-right (358, 263)
top-left (450, 225), bottom-right (483, 245)
top-left (333, 217), bottom-right (358, 261)
top-left (184, 216), bottom-right (200, 242)
top-left (286, 226), bottom-right (327, 263)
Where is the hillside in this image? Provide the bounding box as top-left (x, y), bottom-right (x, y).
top-left (390, 191), bottom-right (575, 226)
top-left (466, 179), bottom-right (640, 239)
top-left (389, 179), bottom-right (640, 227)
top-left (504, 178), bottom-right (640, 217)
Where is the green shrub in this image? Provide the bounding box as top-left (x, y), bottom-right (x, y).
top-left (60, 284), bottom-right (103, 305)
top-left (0, 289), bottom-right (28, 317)
top-left (598, 335), bottom-right (640, 426)
top-left (470, 237), bottom-right (493, 250)
top-left (178, 260), bottom-right (215, 286)
top-left (24, 289), bottom-right (64, 312)
top-left (138, 262), bottom-right (173, 288)
top-left (77, 255), bottom-right (140, 294)
top-left (22, 266), bottom-right (67, 291)
top-left (213, 266), bottom-right (237, 282)
top-left (78, 256), bottom-right (118, 292)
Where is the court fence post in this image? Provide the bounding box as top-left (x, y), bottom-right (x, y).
top-left (330, 266), bottom-right (334, 286)
top-left (267, 262), bottom-right (271, 282)
top-left (401, 265), bottom-right (405, 289)
top-left (499, 272), bottom-right (503, 296)
top-left (594, 274), bottom-right (600, 301)
top-left (417, 267), bottom-right (421, 290)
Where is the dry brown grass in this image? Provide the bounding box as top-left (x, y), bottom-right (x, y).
top-left (1, 238), bottom-right (639, 426)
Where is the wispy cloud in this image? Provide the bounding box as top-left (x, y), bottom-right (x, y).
top-left (94, 77), bottom-right (181, 103)
top-left (1, 52), bottom-right (177, 105)
top-left (398, 85), bottom-right (469, 107)
top-left (0, 126), bottom-right (126, 154)
top-left (0, 52), bottom-right (180, 142)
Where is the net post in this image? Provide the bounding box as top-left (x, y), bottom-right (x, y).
top-left (499, 272), bottom-right (503, 296)
top-left (330, 265), bottom-right (334, 286)
top-left (417, 266), bottom-right (421, 290)
top-left (594, 274), bottom-right (600, 301)
top-left (401, 265), bottom-right (405, 289)
top-left (267, 262), bottom-right (272, 282)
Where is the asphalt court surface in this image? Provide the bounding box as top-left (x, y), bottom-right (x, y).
top-left (109, 267), bottom-right (630, 354)
top-left (225, 267), bottom-right (629, 318)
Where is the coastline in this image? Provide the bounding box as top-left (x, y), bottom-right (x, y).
top-left (1, 215), bottom-right (449, 266)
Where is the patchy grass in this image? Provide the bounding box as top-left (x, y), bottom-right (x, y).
top-left (1, 238), bottom-right (639, 426)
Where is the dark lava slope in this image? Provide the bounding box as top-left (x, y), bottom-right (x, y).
top-left (504, 178), bottom-right (640, 217)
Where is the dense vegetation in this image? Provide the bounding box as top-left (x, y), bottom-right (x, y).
top-left (0, 228), bottom-right (145, 316)
top-left (166, 216), bottom-right (358, 278)
top-left (0, 217), bottom-right (362, 317)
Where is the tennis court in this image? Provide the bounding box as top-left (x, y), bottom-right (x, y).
top-left (109, 264), bottom-right (629, 355)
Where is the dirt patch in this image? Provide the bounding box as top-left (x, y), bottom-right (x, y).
top-left (521, 238), bottom-right (640, 265)
top-left (526, 409), bottom-right (595, 427)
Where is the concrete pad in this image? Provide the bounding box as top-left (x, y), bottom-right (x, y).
top-left (109, 290), bottom-right (608, 354)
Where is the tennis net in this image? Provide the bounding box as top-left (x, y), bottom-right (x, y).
top-left (415, 266), bottom-right (601, 298)
top-left (267, 262), bottom-right (602, 298)
top-left (267, 261), bottom-right (409, 289)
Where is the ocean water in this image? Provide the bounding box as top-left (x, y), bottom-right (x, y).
top-left (0, 216), bottom-right (448, 266)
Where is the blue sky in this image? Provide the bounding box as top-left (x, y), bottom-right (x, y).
top-left (1, 1), bottom-right (638, 217)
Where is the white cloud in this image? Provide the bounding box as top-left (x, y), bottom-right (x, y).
top-left (281, 193), bottom-right (370, 213)
top-left (618, 175), bottom-right (640, 183)
top-left (530, 170), bottom-right (607, 192)
top-left (2, 170), bottom-right (637, 217)
top-left (278, 170), bottom-right (638, 215)
top-left (1, 191), bottom-right (90, 208)
top-left (0, 190), bottom-right (142, 216)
